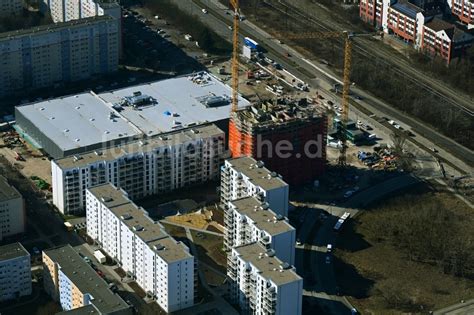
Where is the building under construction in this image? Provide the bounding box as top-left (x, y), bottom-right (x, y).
top-left (229, 98), bottom-right (327, 185)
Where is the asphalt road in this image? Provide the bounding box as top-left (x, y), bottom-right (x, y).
top-left (182, 0), bottom-right (473, 174)
top-left (273, 0), bottom-right (474, 114)
top-left (298, 174), bottom-right (420, 314)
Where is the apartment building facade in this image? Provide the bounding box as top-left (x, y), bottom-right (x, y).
top-left (43, 245), bottom-right (132, 314)
top-left (86, 184), bottom-right (195, 312)
top-left (421, 17), bottom-right (474, 63)
top-left (360, 0), bottom-right (393, 28)
top-left (42, 0), bottom-right (121, 23)
top-left (224, 196), bottom-right (296, 265)
top-left (51, 124), bottom-right (226, 215)
top-left (0, 16), bottom-right (119, 98)
top-left (0, 243), bottom-right (31, 302)
top-left (220, 157), bottom-right (289, 217)
top-left (449, 0), bottom-right (474, 26)
top-left (0, 0), bottom-right (23, 17)
top-left (228, 243), bottom-right (303, 315)
top-left (0, 175), bottom-right (25, 241)
top-left (387, 2), bottom-right (427, 45)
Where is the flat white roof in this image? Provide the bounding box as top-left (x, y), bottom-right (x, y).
top-left (16, 72), bottom-right (250, 152)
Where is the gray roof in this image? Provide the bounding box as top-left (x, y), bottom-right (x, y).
top-left (54, 124), bottom-right (223, 169)
top-left (0, 175), bottom-right (21, 202)
top-left (0, 242), bottom-right (29, 262)
top-left (56, 305), bottom-right (98, 315)
top-left (0, 16), bottom-right (114, 40)
top-left (391, 2), bottom-right (423, 19)
top-left (233, 242), bottom-right (301, 286)
top-left (44, 245), bottom-right (130, 314)
top-left (16, 72), bottom-right (249, 153)
top-left (230, 197), bottom-right (294, 236)
top-left (226, 157), bottom-right (288, 191)
top-left (87, 184), bottom-right (193, 263)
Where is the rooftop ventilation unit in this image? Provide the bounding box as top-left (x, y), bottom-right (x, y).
top-left (132, 225), bottom-right (144, 232)
top-left (266, 249), bottom-right (276, 257)
top-left (153, 244), bottom-right (165, 251)
top-left (204, 95), bottom-right (230, 108)
top-left (256, 161), bottom-right (265, 168)
top-left (120, 214), bottom-right (132, 220)
top-left (123, 91), bottom-right (156, 108)
top-left (101, 197), bottom-right (113, 203)
top-left (280, 262), bottom-right (291, 270)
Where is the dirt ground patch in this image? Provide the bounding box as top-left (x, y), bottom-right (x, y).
top-left (191, 231), bottom-right (226, 273)
top-left (334, 189), bottom-right (474, 314)
top-left (160, 223), bottom-right (187, 239)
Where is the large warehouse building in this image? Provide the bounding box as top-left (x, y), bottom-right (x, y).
top-left (15, 72), bottom-right (250, 158)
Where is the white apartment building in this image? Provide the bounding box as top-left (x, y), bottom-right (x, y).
top-left (42, 0), bottom-right (121, 23)
top-left (0, 175), bottom-right (25, 241)
top-left (0, 16), bottom-right (119, 98)
top-left (225, 196), bottom-right (296, 265)
top-left (0, 0), bottom-right (23, 17)
top-left (228, 242), bottom-right (302, 315)
top-left (52, 124), bottom-right (225, 215)
top-left (220, 157), bottom-right (289, 217)
top-left (86, 184), bottom-right (195, 313)
top-left (43, 245), bottom-right (131, 314)
top-left (0, 242), bottom-right (31, 302)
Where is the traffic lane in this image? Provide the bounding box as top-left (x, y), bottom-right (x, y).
top-left (195, 0), bottom-right (473, 172)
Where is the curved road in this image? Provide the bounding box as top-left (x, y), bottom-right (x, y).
top-left (299, 174), bottom-right (421, 314)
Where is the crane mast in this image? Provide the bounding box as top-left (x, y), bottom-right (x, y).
top-left (230, 0), bottom-right (240, 112)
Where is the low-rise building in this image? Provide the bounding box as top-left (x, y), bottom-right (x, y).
top-left (0, 0), bottom-right (23, 17)
top-left (0, 175), bottom-right (25, 241)
top-left (51, 124), bottom-right (225, 214)
top-left (387, 1), bottom-right (427, 45)
top-left (224, 196), bottom-right (296, 264)
top-left (86, 184), bottom-right (195, 313)
top-left (43, 245), bottom-right (132, 314)
top-left (449, 0), bottom-right (474, 27)
top-left (0, 242), bottom-right (31, 302)
top-left (228, 242), bottom-right (302, 315)
top-left (0, 16), bottom-right (119, 98)
top-left (421, 18), bottom-right (473, 63)
top-left (220, 157), bottom-right (289, 217)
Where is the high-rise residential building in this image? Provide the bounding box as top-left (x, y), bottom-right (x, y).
top-left (220, 157), bottom-right (289, 217)
top-left (86, 184), bottom-right (195, 313)
top-left (0, 175), bottom-right (25, 241)
top-left (51, 124), bottom-right (225, 215)
top-left (224, 196), bottom-right (296, 264)
top-left (41, 0), bottom-right (121, 23)
top-left (0, 16), bottom-right (119, 98)
top-left (228, 242), bottom-right (303, 315)
top-left (229, 100), bottom-right (327, 185)
top-left (43, 245), bottom-right (132, 314)
top-left (0, 243), bottom-right (31, 302)
top-left (0, 0), bottom-right (23, 17)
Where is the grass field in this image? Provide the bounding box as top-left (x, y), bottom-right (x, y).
top-left (334, 188), bottom-right (474, 314)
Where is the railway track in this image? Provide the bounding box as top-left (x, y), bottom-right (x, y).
top-left (266, 0), bottom-right (474, 116)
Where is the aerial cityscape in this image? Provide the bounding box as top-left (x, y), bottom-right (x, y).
top-left (0, 0), bottom-right (472, 314)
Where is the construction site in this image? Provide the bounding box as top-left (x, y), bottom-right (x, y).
top-left (229, 99), bottom-right (327, 185)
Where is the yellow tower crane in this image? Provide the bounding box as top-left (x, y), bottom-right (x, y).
top-left (276, 31), bottom-right (378, 166)
top-left (230, 0), bottom-right (240, 112)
